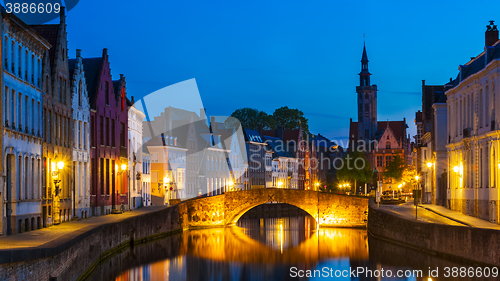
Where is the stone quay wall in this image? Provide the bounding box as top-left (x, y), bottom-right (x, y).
top-left (368, 201), bottom-right (500, 267)
top-left (0, 190), bottom-right (369, 280)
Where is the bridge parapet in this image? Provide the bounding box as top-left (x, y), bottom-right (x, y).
top-left (178, 188), bottom-right (369, 229)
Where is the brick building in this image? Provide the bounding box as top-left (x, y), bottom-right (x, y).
top-left (84, 49), bottom-right (128, 215)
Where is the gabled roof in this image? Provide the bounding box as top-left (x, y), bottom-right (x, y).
top-left (263, 136), bottom-right (294, 158)
top-left (29, 24), bottom-right (59, 68)
top-left (81, 57), bottom-right (103, 107)
top-left (68, 58), bottom-right (76, 78)
top-left (349, 120), bottom-right (407, 147)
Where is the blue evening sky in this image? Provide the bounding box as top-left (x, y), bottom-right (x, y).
top-left (62, 0), bottom-right (500, 144)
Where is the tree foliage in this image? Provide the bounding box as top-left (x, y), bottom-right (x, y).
top-left (336, 151), bottom-right (373, 184)
top-left (226, 107), bottom-right (275, 130)
top-left (383, 155), bottom-right (406, 182)
top-left (227, 106), bottom-right (309, 134)
top-left (272, 106), bottom-right (309, 135)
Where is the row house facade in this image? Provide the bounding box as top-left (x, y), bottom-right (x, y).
top-left (446, 21), bottom-right (500, 224)
top-left (141, 147), bottom-right (151, 206)
top-left (1, 12), bottom-right (49, 235)
top-left (30, 8), bottom-right (73, 227)
top-left (69, 49), bottom-right (90, 219)
top-left (127, 97), bottom-right (146, 209)
top-left (85, 49), bottom-right (128, 216)
top-left (413, 81), bottom-right (447, 205)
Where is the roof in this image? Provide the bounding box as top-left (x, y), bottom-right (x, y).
top-left (448, 39), bottom-right (500, 90)
top-left (68, 58), bottom-right (76, 79)
top-left (263, 136), bottom-right (294, 158)
top-left (81, 57), bottom-right (104, 107)
top-left (29, 24), bottom-right (59, 68)
top-left (244, 129), bottom-right (264, 143)
top-left (361, 43), bottom-right (369, 63)
top-left (349, 120), bottom-right (407, 147)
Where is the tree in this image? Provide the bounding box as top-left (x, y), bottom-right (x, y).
top-left (336, 151), bottom-right (373, 189)
top-left (272, 106), bottom-right (309, 135)
top-left (226, 108), bottom-right (275, 130)
top-left (383, 155), bottom-right (406, 182)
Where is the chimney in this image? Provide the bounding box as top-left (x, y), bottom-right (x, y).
top-left (131, 96), bottom-right (135, 104)
top-left (485, 20), bottom-right (499, 46)
top-left (120, 74), bottom-right (124, 80)
top-left (103, 48), bottom-right (108, 59)
top-left (76, 49), bottom-right (81, 58)
top-left (60, 6), bottom-right (65, 24)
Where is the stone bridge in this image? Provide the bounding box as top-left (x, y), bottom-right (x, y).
top-left (177, 188), bottom-right (369, 229)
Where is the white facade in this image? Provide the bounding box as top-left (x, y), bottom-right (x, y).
top-left (128, 103), bottom-right (145, 209)
top-left (70, 49), bottom-right (90, 219)
top-left (447, 56), bottom-right (500, 224)
top-left (141, 150), bottom-right (151, 206)
top-left (2, 16), bottom-right (49, 235)
top-left (271, 157), bottom-right (298, 189)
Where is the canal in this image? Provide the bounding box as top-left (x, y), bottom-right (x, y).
top-left (84, 204), bottom-right (496, 281)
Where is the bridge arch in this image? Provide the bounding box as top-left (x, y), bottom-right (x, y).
top-left (224, 191), bottom-right (319, 226)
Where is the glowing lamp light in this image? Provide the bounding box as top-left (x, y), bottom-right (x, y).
top-left (453, 166), bottom-right (460, 173)
top-left (229, 180), bottom-right (234, 187)
top-left (164, 176), bottom-right (169, 183)
top-left (398, 184), bottom-right (402, 188)
top-left (121, 163), bottom-right (127, 171)
top-left (115, 164), bottom-right (119, 172)
top-left (278, 181), bottom-right (283, 188)
top-left (51, 162), bottom-right (56, 172)
top-left (427, 162), bottom-right (433, 168)
top-left (415, 175), bottom-right (420, 181)
top-left (57, 161), bottom-right (64, 170)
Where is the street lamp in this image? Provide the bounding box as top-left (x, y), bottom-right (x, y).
top-left (228, 180), bottom-right (234, 191)
top-left (278, 181), bottom-right (283, 188)
top-left (52, 158), bottom-right (65, 225)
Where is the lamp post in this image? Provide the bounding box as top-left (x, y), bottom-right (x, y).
top-left (52, 159), bottom-right (65, 225)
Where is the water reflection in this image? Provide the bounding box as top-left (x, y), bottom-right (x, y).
top-left (85, 214), bottom-right (498, 281)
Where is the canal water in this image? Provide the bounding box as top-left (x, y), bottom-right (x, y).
top-left (85, 205), bottom-right (497, 281)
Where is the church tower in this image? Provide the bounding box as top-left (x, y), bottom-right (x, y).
top-left (356, 43), bottom-right (378, 143)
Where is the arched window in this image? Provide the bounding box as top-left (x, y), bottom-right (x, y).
top-left (386, 141), bottom-right (391, 149)
top-left (492, 147), bottom-right (496, 188)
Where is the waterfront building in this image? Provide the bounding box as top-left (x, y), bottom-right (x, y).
top-left (348, 43), bottom-right (411, 191)
top-left (263, 136), bottom-right (298, 189)
top-left (31, 8), bottom-right (73, 226)
top-left (413, 81), bottom-right (447, 205)
top-left (69, 50), bottom-right (91, 218)
top-left (446, 21), bottom-right (500, 224)
top-left (127, 97), bottom-right (145, 209)
top-left (1, 11), bottom-right (50, 235)
top-left (141, 146), bottom-right (151, 206)
top-left (243, 129), bottom-right (266, 189)
top-left (84, 49), bottom-right (129, 215)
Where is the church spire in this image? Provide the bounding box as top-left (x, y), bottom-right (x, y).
top-left (359, 42), bottom-right (371, 86)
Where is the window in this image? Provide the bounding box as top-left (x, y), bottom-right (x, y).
top-left (106, 118), bottom-right (109, 146)
top-left (364, 129), bottom-right (369, 139)
top-left (105, 81), bottom-right (109, 105)
top-left (120, 122), bottom-right (125, 147)
top-left (83, 122), bottom-right (87, 149)
top-left (18, 93), bottom-right (22, 128)
top-left (100, 158), bottom-right (104, 195)
top-left (385, 156), bottom-right (392, 166)
top-left (111, 119), bottom-right (115, 147)
top-left (78, 80), bottom-right (82, 106)
top-left (100, 116), bottom-right (104, 145)
top-left (106, 159), bottom-right (110, 194)
top-left (377, 156), bottom-right (383, 167)
top-left (386, 141), bottom-right (391, 149)
top-left (4, 87), bottom-right (8, 123)
top-left (73, 120), bottom-right (77, 148)
top-left (78, 121), bottom-right (82, 149)
top-left (10, 90), bottom-right (14, 126)
top-left (58, 77), bottom-right (62, 102)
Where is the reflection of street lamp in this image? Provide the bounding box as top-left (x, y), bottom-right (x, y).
top-left (228, 180), bottom-right (234, 191)
top-left (315, 182), bottom-right (320, 191)
top-left (278, 181), bottom-right (283, 188)
top-left (52, 158), bottom-right (65, 225)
